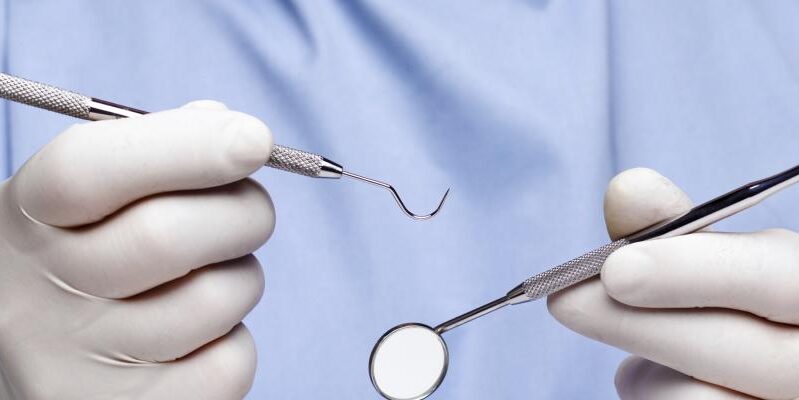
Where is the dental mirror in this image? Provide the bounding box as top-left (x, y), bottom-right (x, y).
top-left (369, 323), bottom-right (448, 400)
top-left (369, 295), bottom-right (512, 400)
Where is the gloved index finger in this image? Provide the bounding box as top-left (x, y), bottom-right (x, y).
top-left (603, 168), bottom-right (693, 240)
top-left (12, 106), bottom-right (272, 227)
top-left (602, 229), bottom-right (799, 325)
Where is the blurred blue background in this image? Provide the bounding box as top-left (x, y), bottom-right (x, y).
top-left (2, 1), bottom-right (799, 398)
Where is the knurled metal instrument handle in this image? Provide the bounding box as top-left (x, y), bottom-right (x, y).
top-left (265, 146), bottom-right (342, 178)
top-left (0, 73), bottom-right (91, 118)
top-left (0, 73), bottom-right (340, 179)
top-left (519, 239), bottom-right (629, 300)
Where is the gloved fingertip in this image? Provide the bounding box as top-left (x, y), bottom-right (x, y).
top-left (602, 245), bottom-right (654, 304)
top-left (615, 356), bottom-right (648, 398)
top-left (225, 113), bottom-right (273, 173)
top-left (604, 167), bottom-right (692, 240)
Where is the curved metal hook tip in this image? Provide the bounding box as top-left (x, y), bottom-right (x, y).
top-left (341, 171), bottom-right (449, 220)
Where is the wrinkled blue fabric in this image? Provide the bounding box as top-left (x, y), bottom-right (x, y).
top-left (2, 1), bottom-right (798, 398)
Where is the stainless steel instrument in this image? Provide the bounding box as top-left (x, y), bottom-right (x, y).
top-left (370, 163), bottom-right (799, 400)
top-left (0, 73), bottom-right (449, 220)
top-left (447, 162), bottom-right (799, 329)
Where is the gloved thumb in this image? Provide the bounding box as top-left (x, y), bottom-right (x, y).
top-left (603, 168), bottom-right (693, 240)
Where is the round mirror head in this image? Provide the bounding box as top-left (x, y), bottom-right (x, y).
top-left (369, 323), bottom-right (449, 400)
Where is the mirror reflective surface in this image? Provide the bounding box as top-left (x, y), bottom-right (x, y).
top-left (369, 323), bottom-right (449, 400)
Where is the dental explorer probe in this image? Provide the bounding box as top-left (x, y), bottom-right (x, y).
top-left (433, 163), bottom-right (799, 335)
top-left (0, 73), bottom-right (449, 220)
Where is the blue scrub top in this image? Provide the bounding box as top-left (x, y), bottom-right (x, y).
top-left (2, 1), bottom-right (799, 398)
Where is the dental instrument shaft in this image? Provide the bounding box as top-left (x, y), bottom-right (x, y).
top-left (0, 73), bottom-right (448, 220)
top-left (434, 164), bottom-right (799, 335)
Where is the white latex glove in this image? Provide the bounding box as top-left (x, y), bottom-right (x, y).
top-left (548, 168), bottom-right (799, 400)
top-left (0, 101), bottom-right (275, 400)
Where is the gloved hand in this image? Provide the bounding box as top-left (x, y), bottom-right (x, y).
top-left (0, 101), bottom-right (275, 400)
top-left (548, 168), bottom-right (799, 400)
